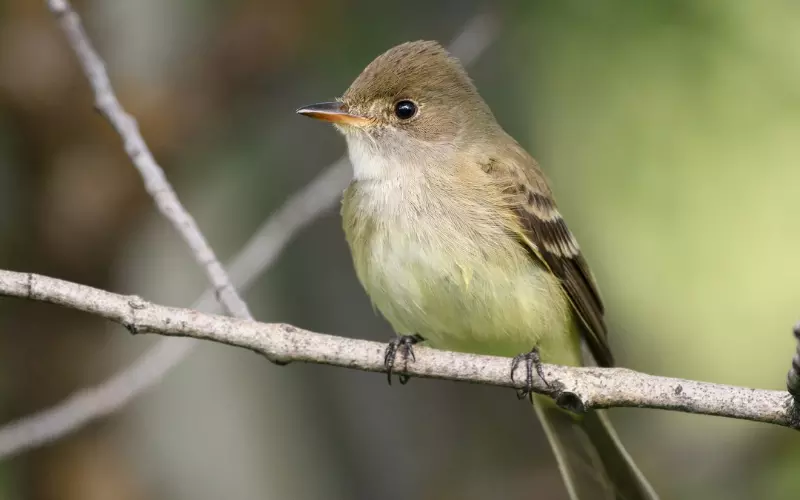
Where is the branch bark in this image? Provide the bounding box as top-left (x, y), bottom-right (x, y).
top-left (0, 270), bottom-right (795, 430)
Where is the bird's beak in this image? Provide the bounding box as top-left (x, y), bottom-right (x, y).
top-left (296, 101), bottom-right (371, 127)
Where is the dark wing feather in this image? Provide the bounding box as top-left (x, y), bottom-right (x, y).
top-left (484, 155), bottom-right (614, 367)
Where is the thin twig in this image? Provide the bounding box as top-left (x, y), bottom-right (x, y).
top-left (46, 0), bottom-right (251, 320)
top-left (0, 5), bottom-right (501, 459)
top-left (0, 270), bottom-right (795, 430)
top-left (1, 0), bottom-right (254, 460)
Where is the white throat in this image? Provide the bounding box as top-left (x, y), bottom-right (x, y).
top-left (344, 132), bottom-right (450, 224)
top-left (344, 130), bottom-right (458, 183)
top-left (345, 134), bottom-right (395, 181)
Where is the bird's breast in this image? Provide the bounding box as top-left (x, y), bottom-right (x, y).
top-left (342, 178), bottom-right (574, 359)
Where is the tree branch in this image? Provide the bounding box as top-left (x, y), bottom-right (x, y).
top-left (46, 0), bottom-right (252, 320)
top-left (0, 270), bottom-right (795, 430)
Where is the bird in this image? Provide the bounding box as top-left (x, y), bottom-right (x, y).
top-left (297, 40), bottom-right (659, 500)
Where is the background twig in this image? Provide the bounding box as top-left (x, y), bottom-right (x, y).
top-left (0, 157), bottom-right (351, 458)
top-left (47, 0), bottom-right (251, 319)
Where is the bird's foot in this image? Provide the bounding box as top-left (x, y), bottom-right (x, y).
top-left (511, 346), bottom-right (549, 401)
top-left (384, 334), bottom-right (424, 385)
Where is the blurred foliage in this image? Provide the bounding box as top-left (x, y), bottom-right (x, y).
top-left (0, 1), bottom-right (799, 499)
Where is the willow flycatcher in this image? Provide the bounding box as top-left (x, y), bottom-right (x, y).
top-left (297, 40), bottom-right (658, 500)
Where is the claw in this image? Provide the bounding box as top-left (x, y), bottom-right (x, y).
top-left (511, 346), bottom-right (548, 401)
top-left (384, 334), bottom-right (424, 385)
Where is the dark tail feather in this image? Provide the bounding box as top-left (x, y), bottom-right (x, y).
top-left (533, 395), bottom-right (659, 500)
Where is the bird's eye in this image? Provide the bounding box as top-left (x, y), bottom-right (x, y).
top-left (394, 100), bottom-right (417, 120)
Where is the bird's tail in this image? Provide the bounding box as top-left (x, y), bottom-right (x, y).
top-left (532, 395), bottom-right (659, 500)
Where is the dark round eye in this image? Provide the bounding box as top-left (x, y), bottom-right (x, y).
top-left (394, 100), bottom-right (417, 120)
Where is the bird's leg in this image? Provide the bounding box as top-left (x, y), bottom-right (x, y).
top-left (511, 346), bottom-right (549, 401)
top-left (384, 334), bottom-right (425, 385)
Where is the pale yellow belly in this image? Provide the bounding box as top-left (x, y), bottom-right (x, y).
top-left (357, 228), bottom-right (582, 365)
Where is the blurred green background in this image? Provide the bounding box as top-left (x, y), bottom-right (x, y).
top-left (1, 1), bottom-right (799, 499)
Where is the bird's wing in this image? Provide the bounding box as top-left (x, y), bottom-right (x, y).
top-left (482, 151), bottom-right (613, 367)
